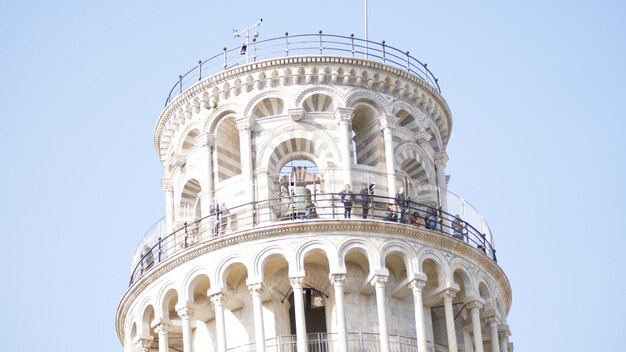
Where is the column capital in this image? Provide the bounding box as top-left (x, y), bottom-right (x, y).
top-left (210, 292), bottom-right (225, 305)
top-left (467, 301), bottom-right (484, 311)
top-left (154, 322), bottom-right (170, 335)
top-left (379, 114), bottom-right (397, 130)
top-left (439, 287), bottom-right (458, 300)
top-left (370, 274), bottom-right (388, 288)
top-left (335, 107), bottom-right (354, 124)
top-left (290, 276), bottom-right (305, 289)
top-left (160, 178), bottom-right (173, 193)
top-left (196, 132), bottom-right (215, 148)
top-left (176, 306), bottom-right (194, 320)
top-left (247, 282), bottom-right (263, 294)
top-left (330, 274), bottom-right (346, 287)
top-left (134, 337), bottom-right (154, 352)
top-left (434, 151), bottom-right (449, 167)
top-left (235, 115), bottom-right (255, 132)
top-left (408, 279), bottom-right (427, 291)
top-left (288, 108), bottom-right (305, 121)
top-left (484, 316), bottom-right (499, 326)
top-left (415, 130), bottom-right (432, 144)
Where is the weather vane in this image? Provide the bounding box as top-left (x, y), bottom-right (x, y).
top-left (233, 18), bottom-right (263, 64)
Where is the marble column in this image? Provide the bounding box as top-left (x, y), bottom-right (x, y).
top-left (177, 307), bottom-right (195, 352)
top-left (211, 293), bottom-right (227, 352)
top-left (196, 132), bottom-right (215, 217)
top-left (331, 274), bottom-right (348, 352)
top-left (434, 152), bottom-right (448, 212)
top-left (371, 275), bottom-right (390, 352)
top-left (380, 116), bottom-right (397, 197)
top-left (248, 283), bottom-right (266, 352)
top-left (485, 317), bottom-right (500, 352)
top-left (161, 179), bottom-right (175, 235)
top-left (290, 277), bottom-right (307, 352)
top-left (498, 330), bottom-right (509, 352)
top-left (409, 279), bottom-right (427, 352)
top-left (154, 323), bottom-right (170, 352)
top-left (467, 302), bottom-right (484, 352)
top-left (335, 107), bottom-right (354, 186)
top-left (439, 289), bottom-right (458, 352)
top-left (236, 117), bottom-right (255, 204)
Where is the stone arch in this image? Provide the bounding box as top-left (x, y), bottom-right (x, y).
top-left (478, 279), bottom-right (494, 306)
top-left (260, 252), bottom-right (291, 302)
top-left (303, 248), bottom-right (332, 296)
top-left (396, 145), bottom-right (436, 199)
top-left (154, 281), bottom-right (178, 318)
top-left (337, 238), bottom-right (377, 273)
top-left (140, 304), bottom-right (155, 337)
top-left (180, 128), bottom-right (200, 155)
top-left (211, 110), bottom-right (241, 182)
top-left (205, 105), bottom-right (244, 134)
top-left (158, 287), bottom-right (179, 321)
top-left (395, 106), bottom-right (423, 134)
top-left (215, 254), bottom-right (254, 291)
top-left (223, 262), bottom-right (249, 292)
top-left (294, 85), bottom-right (346, 111)
top-left (252, 96), bottom-right (285, 117)
top-left (255, 245), bottom-right (295, 282)
top-left (187, 273), bottom-right (211, 305)
top-left (178, 178), bottom-right (202, 221)
top-left (424, 119), bottom-right (444, 153)
top-left (351, 100), bottom-right (386, 169)
top-left (258, 126), bottom-right (341, 174)
top-left (380, 241), bottom-right (417, 279)
top-left (345, 88), bottom-right (390, 115)
top-left (243, 89), bottom-right (291, 117)
top-left (295, 239), bottom-right (336, 274)
top-left (451, 262), bottom-right (474, 302)
top-left (417, 249), bottom-right (449, 288)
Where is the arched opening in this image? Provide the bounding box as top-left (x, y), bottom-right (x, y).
top-left (179, 179), bottom-right (202, 222)
top-left (302, 93), bottom-right (334, 112)
top-left (252, 97), bottom-right (285, 117)
top-left (352, 103), bottom-right (385, 170)
top-left (216, 116), bottom-right (241, 182)
top-left (288, 287), bottom-right (328, 336)
top-left (181, 129), bottom-right (200, 154)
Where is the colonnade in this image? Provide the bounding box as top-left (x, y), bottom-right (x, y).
top-left (136, 275), bottom-right (507, 352)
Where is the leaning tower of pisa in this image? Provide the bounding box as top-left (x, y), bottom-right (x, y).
top-left (116, 33), bottom-right (513, 352)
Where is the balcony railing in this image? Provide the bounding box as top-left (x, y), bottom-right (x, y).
top-left (223, 332), bottom-right (457, 352)
top-left (129, 193), bottom-right (496, 286)
top-left (163, 32), bottom-right (440, 107)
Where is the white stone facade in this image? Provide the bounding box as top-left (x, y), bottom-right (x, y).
top-left (116, 54), bottom-right (513, 352)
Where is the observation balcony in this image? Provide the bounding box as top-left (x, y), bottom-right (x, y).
top-left (129, 190), bottom-right (496, 286)
top-left (163, 32), bottom-right (440, 108)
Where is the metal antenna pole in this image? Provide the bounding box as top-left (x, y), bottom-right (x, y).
top-left (233, 18), bottom-right (263, 64)
top-left (364, 0), bottom-right (368, 59)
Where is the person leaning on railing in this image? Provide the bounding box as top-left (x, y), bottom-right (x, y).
top-left (338, 184), bottom-right (356, 219)
top-left (359, 183), bottom-right (371, 219)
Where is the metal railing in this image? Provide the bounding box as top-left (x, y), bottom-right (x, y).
top-left (129, 193), bottom-right (496, 286)
top-left (164, 32), bottom-right (440, 107)
top-left (225, 332), bottom-right (458, 352)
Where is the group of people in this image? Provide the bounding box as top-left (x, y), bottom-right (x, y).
top-left (209, 201), bottom-right (229, 236)
top-left (338, 183), bottom-right (376, 219)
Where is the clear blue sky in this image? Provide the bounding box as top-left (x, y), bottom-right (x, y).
top-left (1, 1), bottom-right (624, 351)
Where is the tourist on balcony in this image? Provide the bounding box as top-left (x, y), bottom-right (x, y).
top-left (425, 204), bottom-right (438, 230)
top-left (219, 202), bottom-right (229, 235)
top-left (452, 215), bottom-right (466, 241)
top-left (360, 183), bottom-right (372, 219)
top-left (409, 211), bottom-right (423, 227)
top-left (209, 201), bottom-right (218, 237)
top-left (303, 199), bottom-right (318, 219)
top-left (385, 203), bottom-right (397, 222)
top-left (339, 184), bottom-right (356, 218)
top-left (395, 186), bottom-right (408, 223)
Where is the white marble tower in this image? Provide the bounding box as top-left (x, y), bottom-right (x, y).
top-left (116, 33), bottom-right (513, 352)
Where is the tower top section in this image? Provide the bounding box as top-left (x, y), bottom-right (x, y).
top-left (155, 33), bottom-right (451, 162)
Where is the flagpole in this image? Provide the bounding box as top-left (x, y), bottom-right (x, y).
top-left (364, 0), bottom-right (368, 59)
